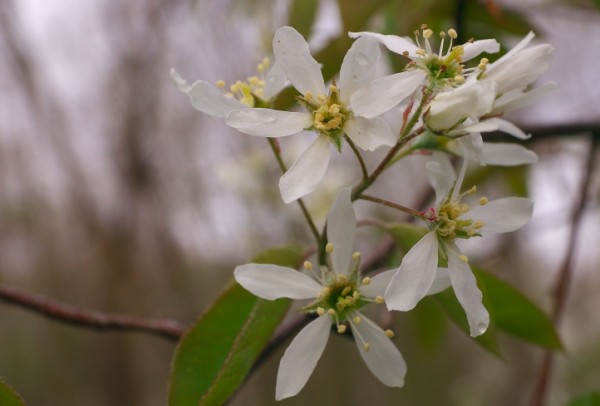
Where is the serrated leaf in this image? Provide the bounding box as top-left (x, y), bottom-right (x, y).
top-left (434, 288), bottom-right (502, 356)
top-left (473, 267), bottom-right (562, 350)
top-left (568, 391), bottom-right (600, 406)
top-left (168, 246), bottom-right (302, 406)
top-left (288, 0), bottom-right (319, 38)
top-left (0, 378), bottom-right (25, 406)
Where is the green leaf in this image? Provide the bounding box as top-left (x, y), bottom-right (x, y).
top-left (568, 392), bottom-right (600, 406)
top-left (288, 0), bottom-right (319, 38)
top-left (388, 223), bottom-right (429, 254)
top-left (434, 288), bottom-right (502, 356)
top-left (0, 378), bottom-right (25, 406)
top-left (410, 296), bottom-right (447, 354)
top-left (473, 267), bottom-right (562, 350)
top-left (594, 0), bottom-right (600, 11)
top-left (168, 246), bottom-right (302, 406)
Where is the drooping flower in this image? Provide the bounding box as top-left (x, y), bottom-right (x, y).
top-left (234, 189), bottom-right (407, 400)
top-left (385, 155), bottom-right (533, 337)
top-left (226, 26), bottom-right (422, 203)
top-left (170, 56), bottom-right (288, 117)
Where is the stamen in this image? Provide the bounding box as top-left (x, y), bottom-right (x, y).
top-left (337, 274), bottom-right (348, 283)
top-left (375, 296), bottom-right (384, 304)
top-left (327, 308), bottom-right (336, 316)
top-left (303, 261), bottom-right (313, 270)
top-left (215, 80), bottom-right (225, 88)
top-left (459, 254), bottom-right (469, 263)
top-left (352, 252), bottom-right (361, 260)
top-left (353, 316), bottom-right (362, 325)
top-left (337, 324), bottom-right (347, 334)
top-left (317, 307), bottom-right (325, 316)
top-left (341, 286), bottom-right (352, 296)
top-left (448, 28), bottom-right (458, 39)
top-left (326, 243), bottom-right (334, 253)
top-left (454, 75), bottom-right (465, 84)
top-left (385, 329), bottom-right (395, 338)
top-left (361, 277), bottom-right (371, 285)
top-left (304, 92), bottom-right (313, 100)
top-left (479, 197), bottom-right (489, 205)
top-left (363, 343), bottom-right (371, 352)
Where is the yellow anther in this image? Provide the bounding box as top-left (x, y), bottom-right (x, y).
top-left (467, 230), bottom-right (476, 237)
top-left (385, 329), bottom-right (395, 338)
top-left (480, 57), bottom-right (489, 64)
top-left (326, 243), bottom-right (334, 253)
top-left (327, 308), bottom-right (336, 315)
top-left (341, 286), bottom-right (352, 296)
top-left (474, 221), bottom-right (484, 229)
top-left (230, 83), bottom-right (239, 93)
top-left (317, 307), bottom-right (325, 316)
top-left (454, 75), bottom-right (465, 84)
top-left (303, 261), bottom-right (313, 270)
top-left (448, 28), bottom-right (458, 39)
top-left (353, 291), bottom-right (360, 299)
top-left (459, 254), bottom-right (469, 263)
top-left (479, 197), bottom-right (489, 206)
top-left (317, 287), bottom-right (330, 300)
top-left (353, 316), bottom-right (361, 325)
top-left (304, 91), bottom-right (313, 100)
top-left (416, 48), bottom-right (426, 56)
top-left (337, 324), bottom-right (347, 334)
top-left (375, 296), bottom-right (384, 304)
top-left (329, 84), bottom-right (338, 93)
top-left (352, 252), bottom-right (361, 260)
top-left (225, 92), bottom-right (234, 98)
top-left (439, 31), bottom-right (447, 38)
top-left (402, 51), bottom-right (409, 56)
top-left (317, 94), bottom-right (327, 103)
top-left (363, 343), bottom-right (370, 352)
top-left (361, 276), bottom-right (371, 285)
top-left (420, 23), bottom-right (428, 29)
top-left (423, 29), bottom-right (433, 39)
top-left (215, 80), bottom-right (225, 88)
top-left (337, 274), bottom-right (348, 283)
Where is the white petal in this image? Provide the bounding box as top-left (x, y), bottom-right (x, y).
top-left (273, 26), bottom-right (325, 96)
top-left (262, 61), bottom-right (289, 100)
top-left (427, 268), bottom-right (451, 295)
top-left (447, 247), bottom-right (489, 337)
top-left (361, 269), bottom-right (395, 298)
top-left (487, 31), bottom-right (535, 75)
top-left (344, 116), bottom-right (396, 151)
top-left (186, 80), bottom-right (246, 118)
top-left (350, 316), bottom-right (406, 387)
top-left (170, 68), bottom-right (192, 93)
top-left (484, 117), bottom-right (530, 139)
top-left (350, 70), bottom-right (427, 118)
top-left (225, 109), bottom-right (311, 138)
top-left (481, 143), bottom-right (538, 166)
top-left (462, 39), bottom-right (500, 61)
top-left (425, 157), bottom-right (456, 206)
top-left (467, 197), bottom-right (533, 234)
top-left (492, 81), bottom-right (558, 114)
top-left (451, 135), bottom-right (484, 164)
top-left (276, 315), bottom-right (331, 400)
top-left (349, 31), bottom-right (419, 57)
top-left (340, 37), bottom-right (380, 101)
top-left (327, 188), bottom-right (356, 275)
top-left (426, 81), bottom-right (496, 131)
top-left (279, 135), bottom-right (331, 203)
top-left (385, 232), bottom-right (439, 311)
top-left (234, 264), bottom-right (322, 300)
top-left (461, 121), bottom-right (500, 134)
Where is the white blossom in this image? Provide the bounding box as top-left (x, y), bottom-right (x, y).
top-left (234, 189), bottom-right (407, 400)
top-left (385, 156), bottom-right (533, 337)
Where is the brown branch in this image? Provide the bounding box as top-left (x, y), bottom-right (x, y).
top-left (0, 285), bottom-right (185, 341)
top-left (531, 133), bottom-right (598, 406)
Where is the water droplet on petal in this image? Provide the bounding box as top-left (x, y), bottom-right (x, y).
top-left (477, 322), bottom-right (488, 335)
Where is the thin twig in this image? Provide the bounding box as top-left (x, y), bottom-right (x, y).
top-left (0, 285), bottom-right (185, 341)
top-left (359, 194), bottom-right (425, 219)
top-left (344, 135), bottom-right (369, 180)
top-left (531, 134), bottom-right (598, 406)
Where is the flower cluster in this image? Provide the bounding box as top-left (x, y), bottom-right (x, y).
top-left (174, 24), bottom-right (554, 399)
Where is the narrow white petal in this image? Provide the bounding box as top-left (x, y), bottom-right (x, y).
top-left (279, 135), bottom-right (331, 203)
top-left (234, 264), bottom-right (322, 300)
top-left (487, 31), bottom-right (535, 75)
top-left (461, 121), bottom-right (500, 134)
top-left (492, 81), bottom-right (558, 114)
top-left (481, 143), bottom-right (538, 166)
top-left (340, 37), bottom-right (380, 101)
top-left (484, 118), bottom-right (530, 139)
top-left (349, 31), bottom-right (419, 57)
top-left (427, 267), bottom-right (451, 295)
top-left (447, 247), bottom-right (489, 337)
top-left (451, 136), bottom-right (484, 165)
top-left (276, 315), bottom-right (331, 400)
top-left (425, 157), bottom-right (456, 206)
top-left (186, 80), bottom-right (246, 118)
top-left (385, 232), bottom-right (439, 311)
top-left (350, 316), bottom-right (406, 387)
top-left (350, 70), bottom-right (426, 118)
top-left (344, 116), bottom-right (396, 151)
top-left (467, 197), bottom-right (533, 234)
top-left (426, 81), bottom-right (496, 131)
top-left (327, 188), bottom-right (356, 275)
top-left (262, 61), bottom-right (289, 100)
top-left (170, 68), bottom-right (192, 93)
top-left (462, 39), bottom-right (500, 61)
top-left (273, 26), bottom-right (325, 96)
top-left (361, 269), bottom-right (396, 298)
top-left (225, 109), bottom-right (311, 138)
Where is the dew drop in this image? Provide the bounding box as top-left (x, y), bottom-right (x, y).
top-left (476, 322), bottom-right (488, 335)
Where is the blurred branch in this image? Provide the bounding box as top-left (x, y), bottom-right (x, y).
top-left (0, 285), bottom-right (185, 341)
top-left (531, 132), bottom-right (599, 406)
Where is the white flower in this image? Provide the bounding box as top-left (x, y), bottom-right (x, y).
top-left (384, 156), bottom-right (533, 337)
top-left (234, 189), bottom-right (407, 400)
top-left (170, 57), bottom-right (288, 117)
top-left (226, 26), bottom-right (419, 203)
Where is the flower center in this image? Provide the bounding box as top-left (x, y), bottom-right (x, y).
top-left (216, 57), bottom-right (271, 107)
top-left (429, 187), bottom-right (487, 243)
top-left (299, 84), bottom-right (351, 151)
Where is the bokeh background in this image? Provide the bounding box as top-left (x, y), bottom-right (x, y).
top-left (0, 0), bottom-right (599, 405)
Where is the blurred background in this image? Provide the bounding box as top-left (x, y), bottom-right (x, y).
top-left (0, 0), bottom-right (599, 405)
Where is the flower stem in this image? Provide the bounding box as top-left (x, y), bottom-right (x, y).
top-left (266, 138), bottom-right (320, 242)
top-left (358, 194), bottom-right (425, 219)
top-left (344, 135), bottom-right (369, 180)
